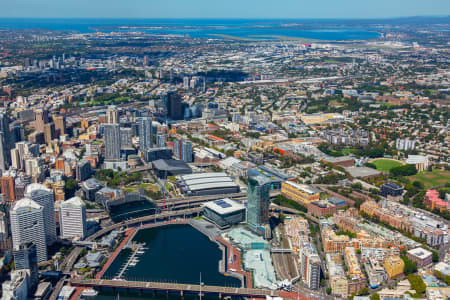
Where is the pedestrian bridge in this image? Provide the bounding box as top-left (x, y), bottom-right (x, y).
top-left (270, 248), bottom-right (293, 254)
top-left (70, 279), bottom-right (281, 298)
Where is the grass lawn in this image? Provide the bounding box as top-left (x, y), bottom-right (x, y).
top-left (371, 159), bottom-right (404, 172)
top-left (341, 148), bottom-right (356, 155)
top-left (123, 183), bottom-right (159, 194)
top-left (408, 169), bottom-right (450, 188)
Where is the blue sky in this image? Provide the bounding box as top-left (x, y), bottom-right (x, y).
top-left (2, 0), bottom-right (449, 19)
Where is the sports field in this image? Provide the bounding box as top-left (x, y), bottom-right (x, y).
top-left (371, 158), bottom-right (404, 172)
top-left (408, 169), bottom-right (450, 188)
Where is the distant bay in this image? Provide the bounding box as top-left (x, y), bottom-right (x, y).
top-left (0, 18), bottom-right (381, 40)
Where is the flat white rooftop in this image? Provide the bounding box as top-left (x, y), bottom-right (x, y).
top-left (203, 198), bottom-right (245, 215)
top-left (188, 181), bottom-right (239, 191)
top-left (407, 247), bottom-right (432, 259)
top-left (283, 181), bottom-right (317, 195)
top-left (181, 172), bottom-right (229, 181)
top-left (183, 176), bottom-right (233, 187)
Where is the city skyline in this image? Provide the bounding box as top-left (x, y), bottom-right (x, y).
top-left (1, 0), bottom-right (449, 19)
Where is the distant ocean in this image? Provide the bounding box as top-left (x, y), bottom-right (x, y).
top-left (0, 18), bottom-right (383, 40)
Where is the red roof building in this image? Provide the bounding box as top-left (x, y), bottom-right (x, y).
top-left (425, 189), bottom-right (448, 212)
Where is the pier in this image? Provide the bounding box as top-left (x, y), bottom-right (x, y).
top-left (116, 248), bottom-right (141, 279)
top-left (70, 278), bottom-right (281, 298)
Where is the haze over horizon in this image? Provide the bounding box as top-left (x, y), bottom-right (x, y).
top-left (2, 0), bottom-right (450, 19)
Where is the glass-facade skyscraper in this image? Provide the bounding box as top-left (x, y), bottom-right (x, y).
top-left (138, 116), bottom-right (153, 151)
top-left (247, 172), bottom-right (271, 235)
top-left (104, 124), bottom-right (121, 161)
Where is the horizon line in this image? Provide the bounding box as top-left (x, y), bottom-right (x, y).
top-left (0, 15), bottom-right (449, 21)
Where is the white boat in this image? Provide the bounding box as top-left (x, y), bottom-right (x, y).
top-left (81, 289), bottom-right (98, 297)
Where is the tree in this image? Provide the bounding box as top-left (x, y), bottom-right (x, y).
top-left (225, 149), bottom-right (235, 157)
top-left (390, 164), bottom-right (417, 177)
top-left (326, 287), bottom-right (332, 295)
top-left (65, 179), bottom-right (78, 198)
top-left (370, 293), bottom-right (380, 300)
top-left (351, 182), bottom-right (363, 190)
top-left (278, 213), bottom-right (286, 224)
top-left (412, 181), bottom-right (424, 189)
top-left (358, 287), bottom-right (369, 295)
top-left (407, 274), bottom-right (426, 296)
top-left (401, 256), bottom-right (418, 275)
top-left (432, 250), bottom-right (439, 263)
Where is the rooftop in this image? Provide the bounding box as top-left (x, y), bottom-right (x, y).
top-left (82, 178), bottom-right (104, 190)
top-left (181, 172), bottom-right (229, 181)
top-left (25, 183), bottom-right (52, 194)
top-left (152, 159), bottom-right (192, 172)
top-left (406, 155), bottom-right (428, 164)
top-left (188, 181), bottom-right (240, 192)
top-left (407, 247), bottom-right (432, 259)
top-left (203, 198), bottom-right (245, 215)
top-left (61, 196), bottom-right (85, 208)
top-left (12, 198), bottom-right (42, 211)
top-left (345, 166), bottom-right (382, 178)
top-left (283, 181), bottom-right (319, 195)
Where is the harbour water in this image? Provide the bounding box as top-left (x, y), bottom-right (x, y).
top-left (92, 224), bottom-right (241, 300)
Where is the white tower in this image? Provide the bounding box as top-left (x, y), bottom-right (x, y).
top-left (25, 184), bottom-right (56, 245)
top-left (60, 197), bottom-right (87, 239)
top-left (10, 198), bottom-right (47, 263)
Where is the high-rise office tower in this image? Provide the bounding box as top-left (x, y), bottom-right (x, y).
top-left (24, 158), bottom-right (41, 178)
top-left (26, 143), bottom-right (40, 158)
top-left (11, 148), bottom-right (21, 170)
top-left (76, 160), bottom-right (91, 182)
top-left (104, 124), bottom-right (121, 161)
top-left (43, 123), bottom-right (55, 144)
top-left (138, 116), bottom-right (153, 151)
top-left (15, 142), bottom-right (29, 168)
top-left (13, 242), bottom-right (39, 291)
top-left (25, 184), bottom-right (56, 245)
top-left (120, 127), bottom-right (133, 149)
top-left (34, 109), bottom-right (48, 133)
top-left (164, 92), bottom-right (183, 120)
top-left (247, 172), bottom-right (271, 234)
top-left (11, 126), bottom-right (25, 143)
top-left (14, 175), bottom-right (32, 200)
top-left (232, 112), bottom-right (241, 124)
top-left (156, 133), bottom-right (166, 148)
top-left (300, 242), bottom-right (321, 290)
top-left (181, 140), bottom-right (193, 163)
top-left (10, 198), bottom-right (47, 263)
top-left (183, 76), bottom-right (190, 89)
top-left (173, 139), bottom-right (181, 159)
top-left (106, 106), bottom-right (119, 124)
top-left (1, 176), bottom-right (16, 202)
top-left (53, 116), bottom-right (66, 136)
top-left (0, 133), bottom-right (7, 172)
top-left (0, 110), bottom-right (11, 171)
top-left (0, 211), bottom-right (8, 247)
top-left (59, 197), bottom-right (87, 240)
top-left (143, 55), bottom-right (149, 66)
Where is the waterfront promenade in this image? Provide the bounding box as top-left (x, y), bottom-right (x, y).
top-left (96, 228), bottom-right (136, 279)
top-left (216, 236), bottom-right (253, 288)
